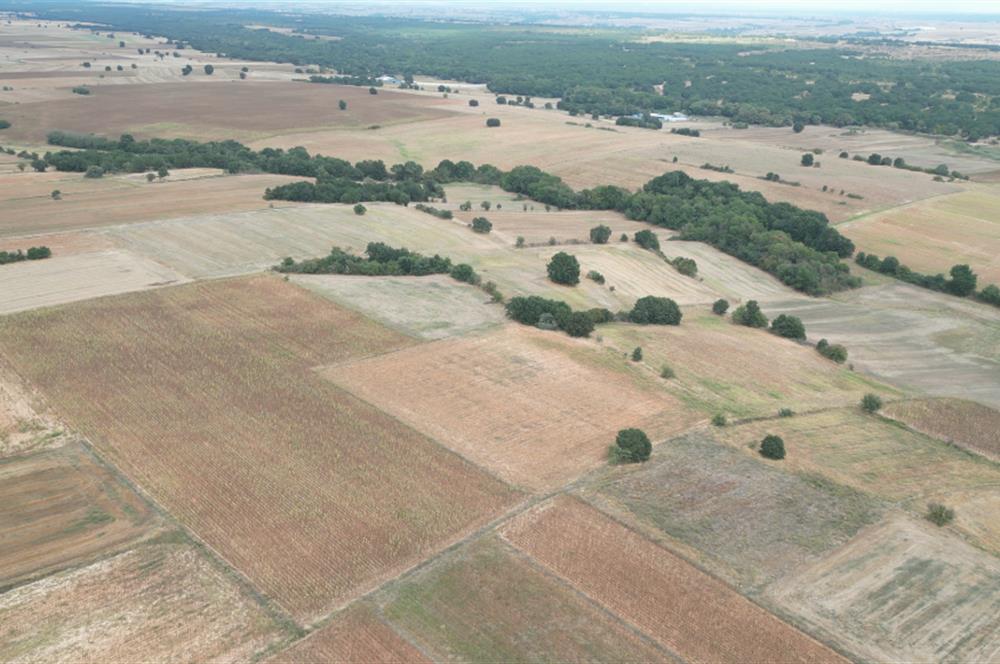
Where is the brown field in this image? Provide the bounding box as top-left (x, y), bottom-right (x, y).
top-left (838, 187), bottom-right (1000, 285)
top-left (0, 538), bottom-right (284, 663)
top-left (0, 249), bottom-right (189, 315)
top-left (0, 442), bottom-right (161, 587)
top-left (0, 80), bottom-right (456, 143)
top-left (598, 314), bottom-right (898, 418)
top-left (716, 409), bottom-right (1000, 555)
top-left (501, 496), bottom-right (847, 664)
top-left (0, 170), bottom-right (306, 237)
top-left (883, 397), bottom-right (1000, 461)
top-left (768, 515), bottom-right (1000, 664)
top-left (581, 431), bottom-right (881, 589)
top-left (323, 324), bottom-right (696, 490)
top-left (0, 276), bottom-right (519, 624)
top-left (268, 605), bottom-right (430, 664)
top-left (378, 536), bottom-right (670, 662)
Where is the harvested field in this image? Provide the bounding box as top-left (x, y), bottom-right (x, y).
top-left (0, 442), bottom-right (161, 587)
top-left (379, 536), bottom-right (669, 662)
top-left (0, 81), bottom-right (456, 143)
top-left (268, 605), bottom-right (429, 664)
top-left (768, 515), bottom-right (1000, 664)
top-left (501, 496), bottom-right (847, 664)
top-left (323, 324), bottom-right (695, 491)
top-left (599, 315), bottom-right (897, 418)
top-left (0, 249), bottom-right (189, 315)
top-left (0, 276), bottom-right (519, 623)
top-left (0, 171), bottom-right (305, 237)
top-left (0, 539), bottom-right (284, 663)
top-left (292, 274), bottom-right (505, 340)
top-left (581, 431), bottom-right (880, 588)
top-left (716, 409), bottom-right (1000, 555)
top-left (760, 283), bottom-right (1000, 409)
top-left (838, 187), bottom-right (1000, 284)
top-left (883, 397), bottom-right (1000, 461)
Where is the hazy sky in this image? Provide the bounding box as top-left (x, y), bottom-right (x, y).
top-left (502, 0), bottom-right (1000, 12)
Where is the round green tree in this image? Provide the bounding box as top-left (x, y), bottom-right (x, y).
top-left (760, 434), bottom-right (786, 460)
top-left (613, 428), bottom-right (651, 463)
top-left (547, 252), bottom-right (580, 285)
top-left (712, 298), bottom-right (729, 315)
top-left (629, 296), bottom-right (682, 325)
top-left (861, 393), bottom-right (883, 413)
top-left (589, 224), bottom-right (612, 244)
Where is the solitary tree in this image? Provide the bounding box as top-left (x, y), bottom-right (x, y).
top-left (203, 64), bottom-right (214, 75)
top-left (50, 189), bottom-right (61, 200)
top-left (338, 99), bottom-right (347, 110)
top-left (486, 117), bottom-right (501, 127)
top-left (589, 224), bottom-right (612, 244)
top-left (793, 121), bottom-right (804, 133)
top-left (631, 347), bottom-right (643, 362)
top-left (353, 203), bottom-right (366, 215)
top-left (612, 428), bottom-right (652, 463)
top-left (926, 503), bottom-right (955, 527)
top-left (471, 217), bottom-right (492, 234)
top-left (861, 393), bottom-right (883, 413)
top-left (629, 296), bottom-right (682, 325)
top-left (480, 200), bottom-right (491, 211)
top-left (770, 314), bottom-right (806, 340)
top-left (633, 229), bottom-right (660, 251)
top-left (546, 252), bottom-right (580, 285)
top-left (801, 153), bottom-right (814, 167)
top-left (368, 87), bottom-right (378, 95)
top-left (760, 434), bottom-right (786, 460)
top-left (712, 298), bottom-right (729, 315)
top-left (732, 300), bottom-right (768, 328)
top-left (468, 99), bottom-right (479, 107)
top-left (157, 166), bottom-right (169, 180)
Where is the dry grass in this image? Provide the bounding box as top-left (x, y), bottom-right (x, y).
top-left (0, 442), bottom-right (162, 587)
top-left (323, 324), bottom-right (696, 491)
top-left (379, 536), bottom-right (670, 662)
top-left (883, 397), bottom-right (1000, 461)
top-left (0, 276), bottom-right (519, 624)
top-left (501, 496), bottom-right (848, 664)
top-left (767, 515), bottom-right (1000, 664)
top-left (0, 538), bottom-right (284, 663)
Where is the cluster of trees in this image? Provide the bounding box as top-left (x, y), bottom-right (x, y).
top-left (0, 246), bottom-right (52, 265)
top-left (309, 74), bottom-right (381, 86)
top-left (855, 251), bottom-right (995, 305)
top-left (274, 242), bottom-right (451, 276)
top-left (670, 256), bottom-right (697, 277)
top-left (816, 338), bottom-right (848, 363)
top-left (850, 153), bottom-right (967, 180)
top-left (670, 128), bottom-right (700, 137)
top-left (413, 203), bottom-right (453, 219)
top-left (504, 295), bottom-right (604, 338)
top-left (615, 115), bottom-right (662, 130)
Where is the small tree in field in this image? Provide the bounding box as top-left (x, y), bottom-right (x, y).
top-left (589, 224), bottom-right (612, 244)
top-left (471, 217), bottom-right (492, 234)
top-left (631, 346), bottom-right (643, 362)
top-left (480, 200), bottom-right (491, 211)
top-left (711, 414), bottom-right (727, 427)
top-left (338, 99), bottom-right (347, 111)
top-left (353, 203), bottom-right (366, 215)
top-left (611, 428), bottom-right (651, 463)
top-left (633, 229), bottom-right (660, 251)
top-left (547, 252), bottom-right (580, 285)
top-left (712, 298), bottom-right (729, 315)
top-left (203, 64), bottom-right (214, 75)
top-left (157, 166), bottom-right (169, 180)
top-left (50, 189), bottom-right (61, 200)
top-left (770, 314), bottom-right (806, 340)
top-left (760, 434), bottom-right (786, 460)
top-left (732, 300), bottom-right (768, 328)
top-left (801, 153), bottom-right (814, 167)
top-left (468, 99), bottom-right (479, 107)
top-left (861, 393), bottom-right (882, 413)
top-left (926, 503), bottom-right (955, 527)
top-left (486, 117), bottom-right (501, 127)
top-left (369, 87), bottom-right (378, 95)
top-left (629, 296), bottom-right (682, 325)
top-left (145, 172), bottom-right (156, 183)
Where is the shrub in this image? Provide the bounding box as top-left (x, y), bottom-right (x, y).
top-left (586, 308), bottom-right (614, 324)
top-left (71, 86), bottom-right (91, 95)
top-left (978, 284), bottom-right (1000, 307)
top-left (633, 229), bottom-right (660, 251)
top-left (671, 256), bottom-right (697, 277)
top-left (611, 428), bottom-right (651, 463)
top-left (629, 296), bottom-right (682, 325)
top-left (778, 408), bottom-right (794, 417)
top-left (631, 347), bottom-right (643, 362)
top-left (731, 300), bottom-right (768, 328)
top-left (660, 365), bottom-right (675, 379)
top-left (25, 246), bottom-right (52, 260)
top-left (547, 251), bottom-right (580, 285)
top-left (563, 311), bottom-right (595, 338)
top-left (589, 224), bottom-right (612, 244)
top-left (353, 203), bottom-right (366, 215)
top-left (926, 503), bottom-right (955, 527)
top-left (486, 117), bottom-right (501, 127)
top-left (619, 233), bottom-right (628, 242)
top-left (450, 263), bottom-right (479, 284)
top-left (586, 269), bottom-right (605, 284)
top-left (712, 298), bottom-right (729, 315)
top-left (536, 312), bottom-right (559, 331)
top-left (861, 393), bottom-right (883, 413)
top-left (816, 338), bottom-right (848, 363)
top-left (505, 295), bottom-right (571, 327)
top-left (515, 236), bottom-right (525, 248)
top-left (468, 99), bottom-right (479, 107)
top-left (711, 414), bottom-right (727, 427)
top-left (760, 434), bottom-right (786, 460)
top-left (471, 217), bottom-right (492, 234)
top-left (203, 64), bottom-right (214, 75)
top-left (84, 165), bottom-right (104, 178)
top-left (770, 314), bottom-right (806, 340)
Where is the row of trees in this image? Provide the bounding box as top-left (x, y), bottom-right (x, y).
top-left (0, 246), bottom-right (52, 265)
top-left (274, 242), bottom-right (452, 276)
top-left (855, 251), bottom-right (997, 306)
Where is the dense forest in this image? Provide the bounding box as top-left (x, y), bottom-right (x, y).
top-left (7, 2), bottom-right (1000, 138)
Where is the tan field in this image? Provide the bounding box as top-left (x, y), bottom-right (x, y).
top-left (768, 515), bottom-right (1000, 663)
top-left (0, 539), bottom-right (285, 663)
top-left (501, 497), bottom-right (848, 664)
top-left (323, 324), bottom-right (697, 491)
top-left (883, 397), bottom-right (1000, 461)
top-left (0, 276), bottom-right (519, 624)
top-left (838, 187), bottom-right (1000, 285)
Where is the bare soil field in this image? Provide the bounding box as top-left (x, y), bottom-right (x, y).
top-left (501, 496), bottom-right (848, 664)
top-left (0, 442), bottom-right (161, 587)
top-left (767, 515), bottom-right (1000, 664)
top-left (716, 409), bottom-right (1000, 555)
top-left (292, 274), bottom-right (505, 340)
top-left (0, 170), bottom-right (305, 237)
top-left (0, 364), bottom-right (70, 458)
top-left (378, 536), bottom-right (669, 662)
top-left (598, 315), bottom-right (897, 418)
top-left (323, 324), bottom-right (696, 491)
top-left (760, 283), bottom-right (1000, 409)
top-left (0, 80), bottom-right (456, 143)
top-left (883, 397), bottom-right (1000, 461)
top-left (0, 538), bottom-right (284, 663)
top-left (581, 431), bottom-right (881, 589)
top-left (268, 605), bottom-right (430, 664)
top-left (0, 249), bottom-right (189, 315)
top-left (0, 276), bottom-right (519, 624)
top-left (838, 187), bottom-right (1000, 284)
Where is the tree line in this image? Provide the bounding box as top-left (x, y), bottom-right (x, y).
top-left (855, 252), bottom-right (997, 308)
top-left (0, 246), bottom-right (51, 265)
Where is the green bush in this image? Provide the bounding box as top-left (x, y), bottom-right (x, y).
top-left (471, 216), bottom-right (492, 233)
top-left (450, 263), bottom-right (480, 284)
top-left (631, 347), bottom-right (643, 362)
top-left (547, 251), bottom-right (580, 285)
top-left (563, 311), bottom-right (595, 338)
top-left (732, 300), bottom-right (768, 328)
top-left (711, 414), bottom-right (727, 427)
top-left (770, 314), bottom-right (806, 340)
top-left (816, 338), bottom-right (848, 363)
top-left (629, 296), bottom-right (682, 325)
top-left (671, 256), bottom-right (697, 277)
top-left (611, 428), bottom-right (651, 463)
top-left (353, 203), bottom-right (366, 215)
top-left (660, 365), bottom-right (675, 379)
top-left (926, 503), bottom-right (955, 527)
top-left (486, 117), bottom-right (501, 127)
top-left (587, 269), bottom-right (605, 284)
top-left (589, 224), bottom-right (612, 244)
top-left (712, 298), bottom-right (729, 315)
top-left (778, 408), bottom-right (794, 417)
top-left (760, 434), bottom-right (786, 460)
top-left (861, 393), bottom-right (883, 413)
top-left (633, 229), bottom-right (660, 251)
